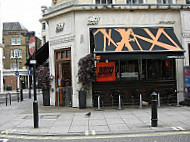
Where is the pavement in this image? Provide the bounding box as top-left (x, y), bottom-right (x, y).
top-left (0, 91), bottom-right (190, 136)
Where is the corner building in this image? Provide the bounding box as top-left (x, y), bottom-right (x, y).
top-left (42, 0), bottom-right (190, 107)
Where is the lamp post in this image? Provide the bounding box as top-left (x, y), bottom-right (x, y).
top-left (15, 53), bottom-right (19, 102)
top-left (22, 31), bottom-right (39, 128)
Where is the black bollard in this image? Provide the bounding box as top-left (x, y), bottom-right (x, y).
top-left (151, 92), bottom-right (158, 127)
top-left (9, 93), bottom-right (11, 105)
top-left (20, 88), bottom-right (23, 101)
top-left (33, 100), bottom-right (39, 128)
top-left (6, 94), bottom-right (7, 106)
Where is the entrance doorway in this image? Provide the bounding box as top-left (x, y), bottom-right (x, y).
top-left (55, 48), bottom-right (72, 106)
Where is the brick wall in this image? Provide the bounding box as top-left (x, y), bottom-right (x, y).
top-left (5, 76), bottom-right (17, 90)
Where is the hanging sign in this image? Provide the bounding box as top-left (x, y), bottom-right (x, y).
top-left (29, 36), bottom-right (35, 55)
top-left (96, 62), bottom-right (116, 82)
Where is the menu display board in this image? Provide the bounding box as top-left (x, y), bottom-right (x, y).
top-left (184, 66), bottom-right (190, 98)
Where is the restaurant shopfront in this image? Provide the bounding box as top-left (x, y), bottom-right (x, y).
top-left (91, 27), bottom-right (185, 106)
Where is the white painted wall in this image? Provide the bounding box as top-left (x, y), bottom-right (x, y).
top-left (48, 9), bottom-right (185, 107)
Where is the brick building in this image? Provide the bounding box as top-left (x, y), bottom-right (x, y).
top-left (3, 22), bottom-right (29, 90)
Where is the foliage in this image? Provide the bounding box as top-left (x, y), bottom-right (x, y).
top-left (78, 53), bottom-right (96, 90)
top-left (37, 65), bottom-right (51, 90)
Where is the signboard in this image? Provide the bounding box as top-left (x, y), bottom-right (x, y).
top-left (15, 71), bottom-right (19, 77)
top-left (184, 66), bottom-right (190, 98)
top-left (29, 36), bottom-right (35, 55)
top-left (96, 62), bottom-right (115, 82)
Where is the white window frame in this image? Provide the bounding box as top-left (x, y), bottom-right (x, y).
top-left (94, 0), bottom-right (115, 4)
top-left (17, 37), bottom-right (21, 45)
top-left (10, 63), bottom-right (14, 69)
top-left (19, 49), bottom-right (22, 58)
top-left (11, 37), bottom-right (16, 45)
top-left (10, 50), bottom-right (14, 58)
top-left (15, 62), bottom-right (19, 69)
top-left (14, 49), bottom-right (19, 58)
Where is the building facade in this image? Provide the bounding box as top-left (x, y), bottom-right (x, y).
top-left (0, 0), bottom-right (4, 93)
top-left (42, 0), bottom-right (190, 107)
top-left (3, 22), bottom-right (29, 90)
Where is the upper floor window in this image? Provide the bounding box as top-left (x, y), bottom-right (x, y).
top-left (126, 0), bottom-right (144, 4)
top-left (42, 36), bottom-right (46, 44)
top-left (187, 0), bottom-right (190, 4)
top-left (14, 49), bottom-right (19, 57)
top-left (17, 37), bottom-right (21, 45)
top-left (11, 38), bottom-right (16, 45)
top-left (19, 49), bottom-right (22, 57)
top-left (96, 0), bottom-right (113, 4)
top-left (10, 49), bottom-right (22, 58)
top-left (11, 37), bottom-right (21, 45)
top-left (42, 23), bottom-right (46, 30)
top-left (157, 0), bottom-right (173, 4)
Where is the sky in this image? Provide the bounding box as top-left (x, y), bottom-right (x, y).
top-left (1, 0), bottom-right (52, 38)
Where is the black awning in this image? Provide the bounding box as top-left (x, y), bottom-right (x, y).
top-left (26, 41), bottom-right (49, 67)
top-left (91, 27), bottom-right (185, 59)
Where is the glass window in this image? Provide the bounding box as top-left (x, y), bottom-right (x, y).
top-left (19, 49), bottom-right (22, 57)
top-left (126, 0), bottom-right (144, 4)
top-left (107, 0), bottom-right (112, 4)
top-left (66, 50), bottom-right (71, 58)
top-left (114, 59), bottom-right (175, 81)
top-left (15, 62), bottom-right (19, 69)
top-left (42, 23), bottom-right (46, 30)
top-left (17, 37), bottom-right (21, 45)
top-left (10, 63), bottom-right (14, 69)
top-left (14, 49), bottom-right (19, 57)
top-left (96, 0), bottom-right (101, 4)
top-left (11, 37), bottom-right (16, 45)
top-left (61, 51), bottom-right (65, 58)
top-left (120, 60), bottom-right (139, 80)
top-left (157, 0), bottom-right (173, 4)
top-left (187, 0), bottom-right (190, 4)
top-left (43, 36), bottom-right (46, 44)
top-left (96, 0), bottom-right (113, 4)
top-left (147, 60), bottom-right (162, 80)
top-left (10, 50), bottom-right (14, 58)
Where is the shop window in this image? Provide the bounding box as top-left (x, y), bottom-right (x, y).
top-left (126, 0), bottom-right (144, 4)
top-left (119, 60), bottom-right (139, 80)
top-left (113, 59), bottom-right (175, 81)
top-left (157, 0), bottom-right (173, 4)
top-left (162, 60), bottom-right (175, 80)
top-left (96, 0), bottom-right (113, 4)
top-left (147, 60), bottom-right (162, 80)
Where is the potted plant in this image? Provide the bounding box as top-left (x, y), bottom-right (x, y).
top-left (78, 53), bottom-right (96, 108)
top-left (37, 65), bottom-right (51, 106)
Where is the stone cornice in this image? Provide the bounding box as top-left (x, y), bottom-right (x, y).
top-left (43, 3), bottom-right (190, 20)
